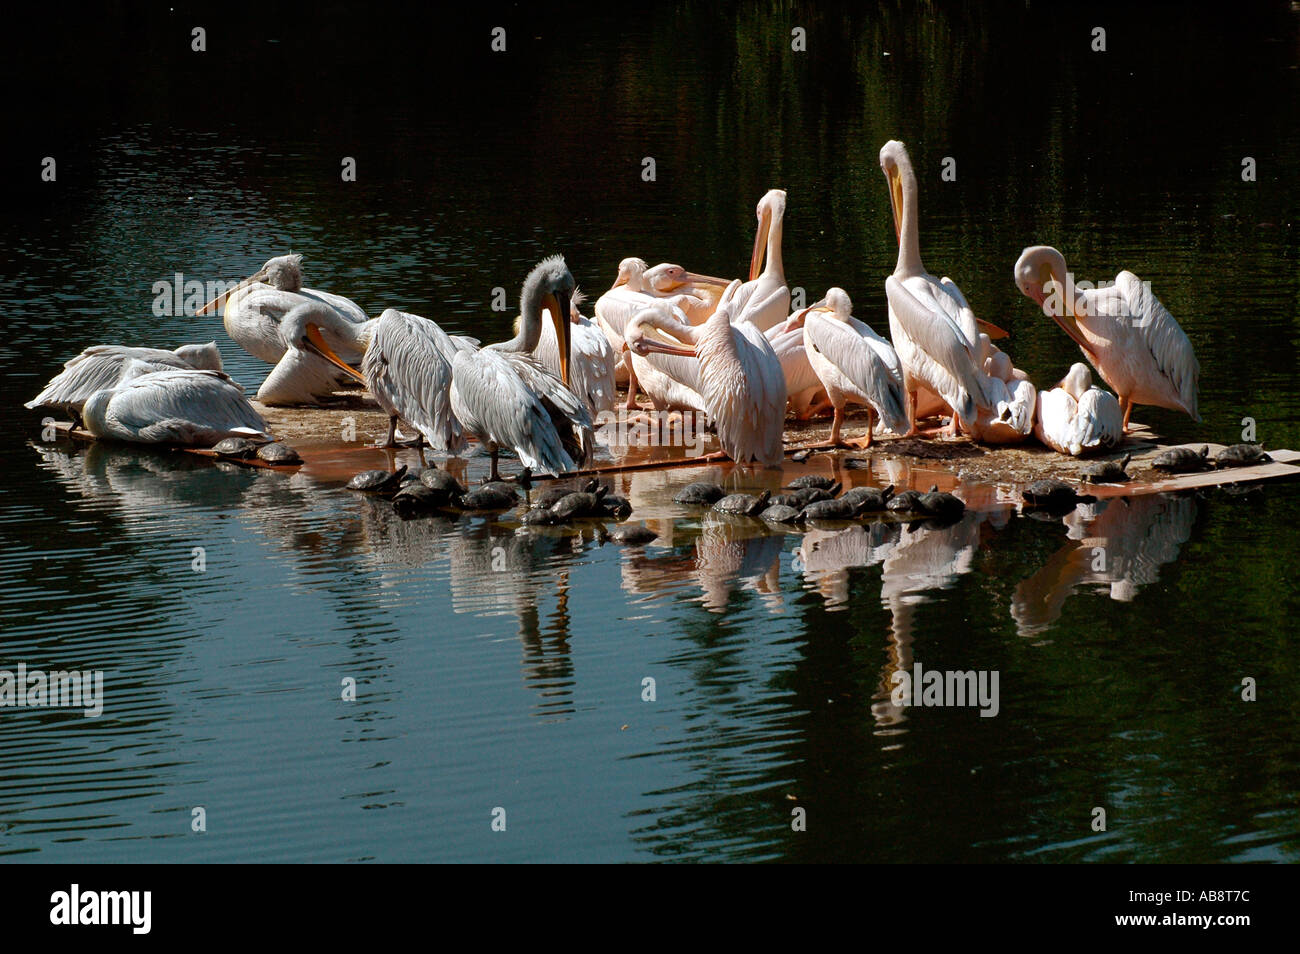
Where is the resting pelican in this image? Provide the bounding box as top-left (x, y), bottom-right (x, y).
top-left (880, 140), bottom-right (992, 436)
top-left (624, 305), bottom-right (709, 413)
top-left (765, 310), bottom-right (829, 419)
top-left (1034, 362), bottom-right (1123, 456)
top-left (450, 255), bottom-right (595, 480)
top-left (26, 342), bottom-right (222, 425)
top-left (802, 288), bottom-right (909, 446)
top-left (624, 280), bottom-right (786, 467)
top-left (82, 361), bottom-right (269, 446)
top-left (528, 289), bottom-right (617, 416)
top-left (970, 335), bottom-right (1037, 444)
top-left (1013, 245), bottom-right (1200, 430)
top-left (197, 253), bottom-right (368, 368)
top-left (729, 189), bottom-right (790, 332)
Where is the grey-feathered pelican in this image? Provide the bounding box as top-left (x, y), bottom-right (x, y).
top-left (450, 255), bottom-right (595, 481)
top-left (527, 289), bottom-right (618, 417)
top-left (25, 342), bottom-right (223, 426)
top-left (82, 361), bottom-right (269, 446)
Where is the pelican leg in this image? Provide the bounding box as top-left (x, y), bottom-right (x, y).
top-left (903, 388), bottom-right (921, 437)
top-left (377, 415), bottom-right (399, 448)
top-left (843, 408), bottom-right (876, 449)
top-left (942, 414), bottom-right (962, 439)
top-left (489, 445), bottom-right (501, 483)
top-left (624, 363), bottom-right (641, 410)
top-left (1120, 396), bottom-right (1133, 433)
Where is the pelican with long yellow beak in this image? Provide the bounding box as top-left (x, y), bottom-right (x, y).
top-left (728, 189), bottom-right (790, 332)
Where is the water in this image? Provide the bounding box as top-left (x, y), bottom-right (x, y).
top-left (1, 3), bottom-right (1298, 862)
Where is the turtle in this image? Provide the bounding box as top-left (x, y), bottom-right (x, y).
top-left (787, 474), bottom-right (837, 491)
top-left (608, 525), bottom-right (658, 545)
top-left (790, 448), bottom-right (820, 463)
top-left (673, 482), bottom-right (726, 506)
top-left (1022, 479), bottom-right (1091, 510)
top-left (760, 504), bottom-right (805, 525)
top-left (844, 458), bottom-right (874, 470)
top-left (886, 490), bottom-right (925, 514)
top-left (792, 484), bottom-right (841, 507)
top-left (212, 437), bottom-right (260, 459)
top-left (551, 486), bottom-right (608, 520)
top-left (600, 494), bottom-right (633, 520)
top-left (801, 497), bottom-right (860, 521)
top-left (768, 492), bottom-right (805, 508)
top-left (1150, 446), bottom-right (1210, 473)
top-left (519, 507), bottom-right (564, 526)
top-left (840, 484), bottom-right (894, 513)
top-left (532, 483), bottom-right (580, 511)
top-left (419, 468), bottom-right (468, 506)
top-left (1215, 443), bottom-right (1271, 468)
top-left (392, 482), bottom-right (441, 517)
top-left (480, 479), bottom-right (520, 499)
top-left (712, 489), bottom-right (772, 516)
top-left (346, 465), bottom-right (408, 495)
top-left (255, 442), bottom-right (302, 465)
top-left (458, 484), bottom-right (518, 511)
top-left (917, 485), bottom-right (965, 520)
top-left (1080, 454), bottom-right (1132, 484)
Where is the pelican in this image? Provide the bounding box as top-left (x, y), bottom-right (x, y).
top-left (765, 310), bottom-right (829, 419)
top-left (197, 253), bottom-right (368, 369)
top-left (1034, 362), bottom-right (1123, 456)
top-left (450, 255), bottom-right (595, 480)
top-left (270, 302), bottom-right (474, 449)
top-left (82, 361), bottom-right (269, 446)
top-left (624, 304), bottom-right (709, 413)
top-left (641, 262), bottom-right (729, 322)
top-left (1013, 245), bottom-right (1200, 430)
top-left (528, 289), bottom-right (618, 416)
top-left (802, 287), bottom-right (909, 447)
top-left (970, 335), bottom-right (1037, 444)
top-left (728, 189), bottom-right (790, 332)
top-left (25, 341), bottom-right (222, 425)
top-left (624, 280), bottom-right (786, 467)
top-left (880, 140), bottom-right (993, 437)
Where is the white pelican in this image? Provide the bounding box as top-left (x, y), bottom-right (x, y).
top-left (641, 262), bottom-right (728, 322)
top-left (82, 361), bottom-right (269, 446)
top-left (623, 304), bottom-right (709, 413)
top-left (970, 335), bottom-right (1037, 444)
top-left (1013, 245), bottom-right (1200, 430)
top-left (26, 342), bottom-right (223, 425)
top-left (880, 140), bottom-right (993, 436)
top-left (1034, 362), bottom-right (1123, 456)
top-left (729, 189), bottom-right (790, 332)
top-left (802, 287), bottom-right (909, 447)
top-left (764, 311), bottom-right (829, 419)
top-left (624, 280), bottom-right (786, 467)
top-left (450, 255), bottom-right (595, 480)
top-left (197, 253), bottom-right (369, 368)
top-left (529, 289), bottom-right (618, 416)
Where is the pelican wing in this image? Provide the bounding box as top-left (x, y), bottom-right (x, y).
top-left (1111, 271), bottom-right (1200, 421)
top-left (300, 287), bottom-right (369, 325)
top-left (88, 369), bottom-right (268, 445)
top-left (25, 346), bottom-right (194, 412)
top-left (885, 275), bottom-right (987, 422)
top-left (533, 312), bottom-right (617, 416)
top-left (363, 310), bottom-right (466, 453)
top-left (936, 277), bottom-right (981, 350)
top-left (1074, 387), bottom-right (1123, 451)
top-left (804, 314), bottom-right (908, 433)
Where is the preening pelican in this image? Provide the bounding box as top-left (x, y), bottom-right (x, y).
top-left (255, 301), bottom-right (376, 407)
top-left (880, 140), bottom-right (992, 436)
top-left (529, 289), bottom-right (618, 416)
top-left (970, 334), bottom-right (1037, 444)
top-left (1014, 245), bottom-right (1200, 430)
top-left (26, 342), bottom-right (222, 424)
top-left (1034, 362), bottom-right (1123, 456)
top-left (624, 305), bottom-right (709, 413)
top-left (197, 253), bottom-right (369, 369)
top-left (729, 189), bottom-right (790, 332)
top-left (765, 311), bottom-right (829, 419)
top-left (802, 287), bottom-right (909, 447)
top-left (641, 262), bottom-right (728, 322)
top-left (625, 280), bottom-right (786, 467)
top-left (82, 361), bottom-right (269, 446)
top-left (450, 255), bottom-right (595, 480)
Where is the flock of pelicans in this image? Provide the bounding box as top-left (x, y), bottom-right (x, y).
top-left (28, 141), bottom-right (1208, 512)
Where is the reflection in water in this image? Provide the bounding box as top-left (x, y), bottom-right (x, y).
top-left (1012, 494), bottom-right (1199, 637)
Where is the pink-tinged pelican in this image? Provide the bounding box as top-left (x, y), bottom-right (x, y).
top-left (802, 287), bottom-right (909, 447)
top-left (450, 256), bottom-right (595, 480)
top-left (25, 341), bottom-right (223, 426)
top-left (1013, 245), bottom-right (1200, 431)
top-left (880, 140), bottom-right (993, 436)
top-left (1034, 362), bottom-right (1123, 456)
top-left (970, 334), bottom-right (1037, 444)
top-left (641, 262), bottom-right (728, 322)
top-left (624, 280), bottom-right (786, 467)
top-left (529, 289), bottom-right (618, 416)
top-left (197, 253), bottom-right (369, 368)
top-left (624, 304), bottom-right (709, 413)
top-left (82, 361), bottom-right (269, 446)
top-left (728, 189), bottom-right (790, 332)
top-left (764, 310), bottom-right (829, 419)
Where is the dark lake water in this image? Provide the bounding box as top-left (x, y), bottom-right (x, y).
top-left (1, 2), bottom-right (1298, 862)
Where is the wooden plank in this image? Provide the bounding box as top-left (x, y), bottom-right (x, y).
top-left (1086, 460), bottom-right (1300, 498)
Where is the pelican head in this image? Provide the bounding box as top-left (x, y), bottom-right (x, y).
top-left (1059, 362), bottom-right (1093, 400)
top-left (879, 140), bottom-right (913, 241)
top-left (174, 341), bottom-right (223, 371)
top-left (750, 189), bottom-right (787, 281)
top-left (644, 262), bottom-right (730, 294)
top-left (523, 255), bottom-right (576, 386)
top-left (197, 253), bottom-right (304, 315)
top-left (281, 301), bottom-right (366, 384)
top-left (625, 305), bottom-right (696, 358)
top-left (822, 287), bottom-right (853, 319)
top-left (1015, 245), bottom-right (1084, 343)
top-left (611, 257), bottom-right (649, 291)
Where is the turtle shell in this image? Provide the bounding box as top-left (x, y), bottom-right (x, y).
top-left (787, 475), bottom-right (836, 490)
top-left (609, 525), bottom-right (658, 545)
top-left (760, 504), bottom-right (804, 524)
top-left (1215, 444), bottom-right (1270, 468)
top-left (673, 482), bottom-right (726, 505)
top-left (212, 437), bottom-right (259, 458)
top-left (1080, 455), bottom-right (1131, 483)
top-left (520, 507), bottom-right (563, 526)
top-left (886, 490), bottom-right (924, 513)
top-left (1022, 479), bottom-right (1077, 505)
top-left (458, 486), bottom-right (516, 510)
top-left (256, 442), bottom-right (302, 465)
top-left (1151, 446), bottom-right (1209, 472)
top-left (347, 465), bottom-right (408, 493)
top-left (713, 490), bottom-right (771, 516)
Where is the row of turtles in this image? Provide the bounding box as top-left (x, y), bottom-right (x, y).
top-left (211, 436), bottom-right (303, 466)
top-left (1150, 443), bottom-right (1272, 473)
top-left (674, 474), bottom-right (966, 526)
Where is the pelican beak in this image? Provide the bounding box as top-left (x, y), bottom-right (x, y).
top-left (888, 169), bottom-right (904, 242)
top-left (976, 318), bottom-right (1010, 340)
top-left (196, 267), bottom-right (268, 316)
top-left (682, 271), bottom-right (731, 289)
top-left (750, 205), bottom-right (771, 281)
top-left (635, 334), bottom-right (696, 358)
top-left (546, 293), bottom-right (572, 388)
top-left (304, 323), bottom-right (366, 384)
top-left (610, 275), bottom-right (628, 290)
